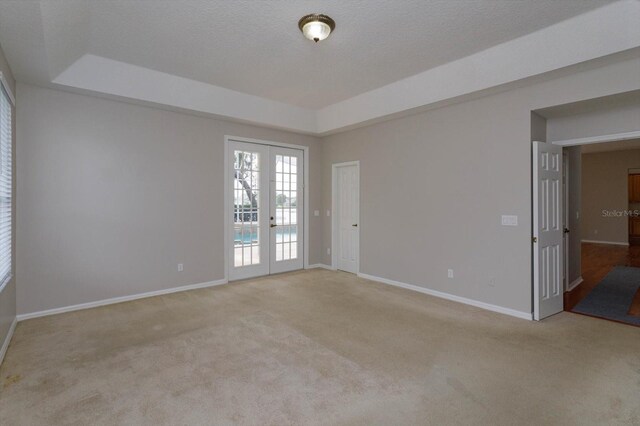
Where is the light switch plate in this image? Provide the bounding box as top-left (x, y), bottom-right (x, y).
top-left (501, 215), bottom-right (518, 226)
top-left (314, 210), bottom-right (320, 217)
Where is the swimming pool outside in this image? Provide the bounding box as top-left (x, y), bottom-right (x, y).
top-left (234, 227), bottom-right (298, 244)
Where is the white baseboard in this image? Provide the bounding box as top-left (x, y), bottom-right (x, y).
top-left (581, 239), bottom-right (629, 246)
top-left (357, 272), bottom-right (533, 321)
top-left (0, 316), bottom-right (17, 366)
top-left (17, 278), bottom-right (228, 322)
top-left (307, 263), bottom-right (335, 270)
top-left (567, 276), bottom-right (584, 292)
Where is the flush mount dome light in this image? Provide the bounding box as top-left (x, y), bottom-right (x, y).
top-left (298, 14), bottom-right (335, 43)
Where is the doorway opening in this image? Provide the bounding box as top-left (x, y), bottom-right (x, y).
top-left (225, 136), bottom-right (309, 281)
top-left (564, 141), bottom-right (640, 327)
top-left (534, 138), bottom-right (640, 324)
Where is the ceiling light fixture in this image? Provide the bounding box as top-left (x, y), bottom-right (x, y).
top-left (298, 14), bottom-right (335, 43)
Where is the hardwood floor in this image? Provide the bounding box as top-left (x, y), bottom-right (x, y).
top-left (564, 242), bottom-right (640, 311)
top-left (629, 288), bottom-right (640, 316)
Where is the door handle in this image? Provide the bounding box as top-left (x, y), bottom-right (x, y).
top-left (563, 228), bottom-right (570, 234)
top-left (352, 224), bottom-right (358, 227)
top-left (270, 224), bottom-right (277, 228)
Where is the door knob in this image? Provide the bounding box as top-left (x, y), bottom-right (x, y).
top-left (564, 228), bottom-right (570, 234)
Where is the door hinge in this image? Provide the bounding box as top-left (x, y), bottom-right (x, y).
top-left (532, 236), bottom-right (538, 243)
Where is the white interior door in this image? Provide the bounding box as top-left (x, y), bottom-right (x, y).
top-left (228, 140), bottom-right (304, 280)
top-left (335, 163), bottom-right (359, 273)
top-left (532, 141), bottom-right (564, 320)
top-left (269, 147), bottom-right (304, 274)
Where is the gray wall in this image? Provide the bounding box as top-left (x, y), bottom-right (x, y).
top-left (16, 84), bottom-right (322, 315)
top-left (15, 55), bottom-right (640, 317)
top-left (321, 56), bottom-right (640, 314)
top-left (581, 149), bottom-right (640, 244)
top-left (0, 41), bottom-right (15, 356)
top-left (547, 99), bottom-right (640, 142)
top-left (566, 146), bottom-right (582, 285)
top-left (531, 112), bottom-right (547, 143)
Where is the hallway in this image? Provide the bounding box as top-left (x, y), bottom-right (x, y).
top-left (565, 242), bottom-right (640, 321)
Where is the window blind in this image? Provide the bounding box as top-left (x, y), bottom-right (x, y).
top-left (0, 84), bottom-right (12, 287)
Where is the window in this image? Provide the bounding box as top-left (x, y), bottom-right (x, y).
top-left (0, 82), bottom-right (12, 288)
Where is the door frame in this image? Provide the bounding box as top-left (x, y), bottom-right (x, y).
top-left (331, 161), bottom-right (360, 273)
top-left (562, 152), bottom-right (570, 291)
top-left (532, 131), bottom-right (640, 317)
top-left (224, 135), bottom-right (310, 281)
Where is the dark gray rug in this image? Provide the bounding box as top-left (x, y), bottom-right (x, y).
top-left (573, 266), bottom-right (640, 326)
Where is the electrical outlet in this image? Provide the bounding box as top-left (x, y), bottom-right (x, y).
top-left (447, 269), bottom-right (454, 278)
top-left (326, 210), bottom-right (331, 217)
top-left (327, 248), bottom-right (331, 255)
top-left (488, 277), bottom-right (495, 287)
top-left (178, 263), bottom-right (184, 272)
top-left (594, 229), bottom-right (598, 235)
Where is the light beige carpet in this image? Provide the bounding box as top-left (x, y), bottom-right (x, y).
top-left (1, 269), bottom-right (639, 425)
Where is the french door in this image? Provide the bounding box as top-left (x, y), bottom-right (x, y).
top-left (228, 140), bottom-right (304, 281)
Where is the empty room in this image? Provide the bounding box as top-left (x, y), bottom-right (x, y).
top-left (0, 1), bottom-right (639, 425)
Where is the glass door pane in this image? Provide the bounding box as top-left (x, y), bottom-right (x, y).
top-left (228, 141), bottom-right (270, 281)
top-left (274, 154), bottom-right (297, 261)
top-left (233, 150), bottom-right (260, 267)
top-left (270, 147), bottom-right (303, 274)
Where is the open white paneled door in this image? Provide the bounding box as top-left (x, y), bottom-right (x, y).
top-left (532, 141), bottom-right (564, 320)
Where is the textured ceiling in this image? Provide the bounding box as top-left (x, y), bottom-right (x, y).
top-left (0, 0), bottom-right (615, 109)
